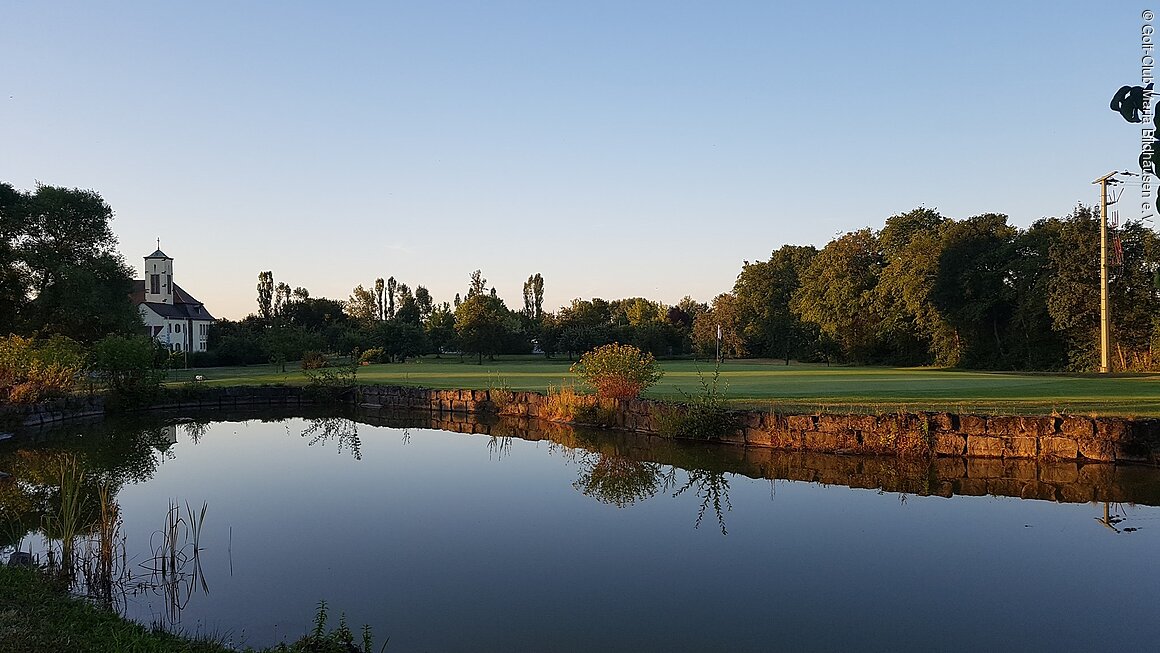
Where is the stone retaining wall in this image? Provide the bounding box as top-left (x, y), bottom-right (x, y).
top-left (354, 385), bottom-right (1160, 464)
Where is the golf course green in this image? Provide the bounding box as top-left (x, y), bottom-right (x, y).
top-left (163, 356), bottom-right (1160, 417)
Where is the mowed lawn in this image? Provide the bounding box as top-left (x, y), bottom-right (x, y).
top-left (163, 356), bottom-right (1160, 417)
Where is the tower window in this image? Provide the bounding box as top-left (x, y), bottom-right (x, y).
top-left (150, 274), bottom-right (160, 294)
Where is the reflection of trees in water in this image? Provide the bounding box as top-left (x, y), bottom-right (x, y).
top-left (300, 417), bottom-right (362, 460)
top-left (573, 453), bottom-right (663, 508)
top-left (665, 467), bottom-right (733, 535)
top-left (180, 421), bottom-right (209, 444)
top-left (0, 446), bottom-right (210, 623)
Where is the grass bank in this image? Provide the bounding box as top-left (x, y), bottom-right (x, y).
top-left (0, 564), bottom-right (384, 653)
top-left (162, 356), bottom-right (1160, 417)
top-left (0, 565), bottom-right (230, 653)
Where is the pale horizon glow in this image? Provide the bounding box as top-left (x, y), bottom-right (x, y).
top-left (1, 2), bottom-right (1151, 319)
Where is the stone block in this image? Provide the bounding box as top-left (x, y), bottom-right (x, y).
top-left (934, 433), bottom-right (966, 456)
top-left (1000, 436), bottom-right (1037, 459)
top-left (719, 428), bottom-right (746, 446)
top-left (928, 412), bottom-right (956, 432)
top-left (787, 415), bottom-right (815, 431)
top-left (803, 431), bottom-right (840, 453)
top-left (1096, 418), bottom-right (1131, 442)
top-left (985, 416), bottom-right (1020, 436)
top-left (1078, 439), bottom-right (1115, 462)
top-left (1115, 442), bottom-right (1152, 463)
top-left (960, 414), bottom-right (988, 434)
top-left (741, 411), bottom-right (764, 430)
top-left (745, 427), bottom-right (773, 447)
top-left (770, 429), bottom-right (802, 450)
top-left (1041, 436), bottom-right (1079, 460)
top-left (966, 435), bottom-right (1003, 457)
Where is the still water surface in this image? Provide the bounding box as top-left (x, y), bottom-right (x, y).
top-left (5, 411), bottom-right (1160, 652)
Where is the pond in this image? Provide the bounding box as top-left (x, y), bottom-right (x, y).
top-left (3, 408), bottom-right (1160, 652)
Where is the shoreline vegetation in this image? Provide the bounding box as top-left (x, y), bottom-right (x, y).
top-left (0, 564), bottom-right (385, 653)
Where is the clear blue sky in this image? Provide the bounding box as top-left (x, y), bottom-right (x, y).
top-left (1, 1), bottom-right (1150, 319)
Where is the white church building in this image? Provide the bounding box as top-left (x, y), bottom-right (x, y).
top-left (131, 248), bottom-right (215, 353)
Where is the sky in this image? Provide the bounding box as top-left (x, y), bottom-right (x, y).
top-left (1, 1), bottom-right (1154, 319)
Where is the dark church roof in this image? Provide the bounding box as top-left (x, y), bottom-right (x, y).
top-left (131, 280), bottom-right (215, 321)
top-left (146, 249), bottom-right (171, 259)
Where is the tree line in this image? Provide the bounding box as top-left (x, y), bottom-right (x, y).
top-left (708, 206), bottom-right (1160, 371)
top-left (2, 179), bottom-right (1155, 374)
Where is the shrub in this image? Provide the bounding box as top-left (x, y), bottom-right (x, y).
top-left (301, 351), bottom-right (328, 370)
top-left (0, 335), bottom-right (86, 405)
top-left (90, 335), bottom-right (167, 406)
top-left (570, 343), bottom-right (663, 400)
top-left (542, 384), bottom-right (586, 422)
top-left (656, 362), bottom-right (738, 440)
top-left (358, 348), bottom-right (384, 364)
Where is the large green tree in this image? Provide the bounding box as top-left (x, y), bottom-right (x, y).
top-left (733, 244), bottom-right (818, 363)
top-left (792, 229), bottom-right (883, 363)
top-left (1, 183), bottom-right (139, 341)
top-left (455, 293), bottom-right (513, 363)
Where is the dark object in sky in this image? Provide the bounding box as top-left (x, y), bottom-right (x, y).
top-left (1110, 83), bottom-right (1154, 122)
top-left (1142, 105), bottom-right (1160, 174)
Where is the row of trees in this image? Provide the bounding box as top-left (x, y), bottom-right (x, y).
top-left (172, 203), bottom-right (1156, 373)
top-left (704, 206), bottom-right (1160, 371)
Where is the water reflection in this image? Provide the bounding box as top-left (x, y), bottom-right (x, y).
top-left (299, 417), bottom-right (362, 460)
top-left (574, 453), bottom-right (663, 508)
top-left (5, 409), bottom-right (1160, 651)
top-left (0, 425), bottom-right (212, 625)
top-left (667, 468), bottom-right (733, 535)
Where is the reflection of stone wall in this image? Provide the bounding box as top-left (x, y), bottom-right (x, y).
top-left (352, 407), bottom-right (1160, 506)
top-left (9, 384), bottom-right (1159, 465)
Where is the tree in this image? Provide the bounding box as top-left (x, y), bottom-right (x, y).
top-left (257, 271), bottom-right (274, 323)
top-left (414, 285), bottom-right (434, 323)
top-left (425, 303), bottom-right (456, 357)
top-left (374, 278), bottom-right (385, 321)
top-left (394, 283), bottom-right (420, 324)
top-left (386, 276), bottom-right (397, 319)
top-left (1, 184), bottom-right (140, 342)
top-left (467, 270), bottom-right (487, 298)
top-left (692, 293), bottom-right (746, 358)
top-left (273, 282), bottom-right (291, 320)
top-left (872, 209), bottom-right (954, 365)
top-left (791, 229), bottom-right (883, 363)
top-left (345, 284), bottom-right (377, 325)
top-left (931, 214), bottom-right (1017, 368)
top-left (455, 293), bottom-right (511, 363)
top-left (732, 245), bottom-right (818, 363)
top-left (0, 183), bottom-right (28, 334)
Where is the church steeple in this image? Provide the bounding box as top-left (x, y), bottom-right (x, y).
top-left (144, 247), bottom-right (174, 304)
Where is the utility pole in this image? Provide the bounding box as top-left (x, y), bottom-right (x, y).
top-left (1093, 171), bottom-right (1122, 374)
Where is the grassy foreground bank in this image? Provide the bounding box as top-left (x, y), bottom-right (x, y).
top-left (164, 356), bottom-right (1160, 417)
top-left (0, 565), bottom-right (382, 653)
top-left (0, 565), bottom-right (230, 653)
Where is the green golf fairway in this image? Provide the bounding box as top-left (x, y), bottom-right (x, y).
top-left (162, 356), bottom-right (1160, 417)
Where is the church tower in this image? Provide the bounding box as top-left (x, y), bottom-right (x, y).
top-left (144, 248), bottom-right (174, 304)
